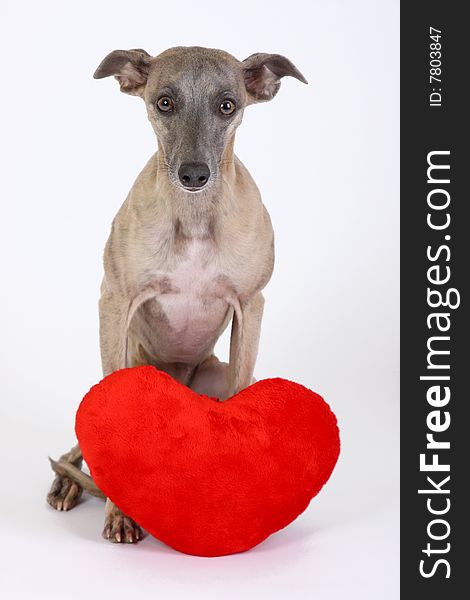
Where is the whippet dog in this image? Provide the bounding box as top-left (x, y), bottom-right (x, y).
top-left (47, 46), bottom-right (307, 543)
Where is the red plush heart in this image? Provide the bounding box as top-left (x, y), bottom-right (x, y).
top-left (76, 366), bottom-right (340, 556)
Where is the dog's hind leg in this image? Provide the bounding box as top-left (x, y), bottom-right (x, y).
top-left (47, 444), bottom-right (84, 511)
top-left (190, 355), bottom-right (231, 400)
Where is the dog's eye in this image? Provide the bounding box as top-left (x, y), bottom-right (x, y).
top-left (219, 100), bottom-right (236, 115)
top-left (157, 96), bottom-right (174, 113)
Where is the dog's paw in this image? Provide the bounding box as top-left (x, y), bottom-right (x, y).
top-left (47, 474), bottom-right (83, 511)
top-left (102, 510), bottom-right (143, 544)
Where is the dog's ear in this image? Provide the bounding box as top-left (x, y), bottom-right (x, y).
top-left (94, 49), bottom-right (152, 96)
top-left (242, 53), bottom-right (307, 103)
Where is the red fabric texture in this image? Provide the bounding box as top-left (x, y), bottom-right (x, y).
top-left (76, 366), bottom-right (340, 557)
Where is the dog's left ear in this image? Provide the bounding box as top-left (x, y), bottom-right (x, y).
top-left (242, 53), bottom-right (307, 103)
top-left (93, 49), bottom-right (152, 96)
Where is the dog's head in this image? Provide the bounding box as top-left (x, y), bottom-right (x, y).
top-left (94, 46), bottom-right (307, 193)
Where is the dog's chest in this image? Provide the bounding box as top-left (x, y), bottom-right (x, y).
top-left (150, 238), bottom-right (231, 355)
top-left (167, 238), bottom-right (222, 297)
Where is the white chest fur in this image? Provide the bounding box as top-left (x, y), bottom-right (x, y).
top-left (170, 238), bottom-right (219, 296)
top-left (153, 238), bottom-right (231, 361)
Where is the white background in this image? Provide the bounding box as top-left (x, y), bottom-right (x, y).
top-left (0, 0), bottom-right (399, 598)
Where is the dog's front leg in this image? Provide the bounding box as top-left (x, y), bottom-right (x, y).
top-left (228, 292), bottom-right (265, 396)
top-left (99, 289), bottom-right (144, 543)
top-left (99, 289), bottom-right (130, 376)
top-left (46, 288), bottom-right (128, 512)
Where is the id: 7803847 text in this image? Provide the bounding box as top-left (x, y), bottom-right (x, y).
top-left (429, 26), bottom-right (443, 107)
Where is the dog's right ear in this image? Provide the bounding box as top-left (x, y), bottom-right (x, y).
top-left (93, 49), bottom-right (152, 96)
top-left (242, 53), bottom-right (307, 104)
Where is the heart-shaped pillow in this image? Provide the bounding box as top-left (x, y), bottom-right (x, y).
top-left (76, 366), bottom-right (340, 556)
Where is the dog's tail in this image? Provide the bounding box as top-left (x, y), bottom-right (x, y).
top-left (48, 457), bottom-right (106, 500)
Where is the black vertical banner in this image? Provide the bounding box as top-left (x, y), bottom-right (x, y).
top-left (401, 2), bottom-right (467, 598)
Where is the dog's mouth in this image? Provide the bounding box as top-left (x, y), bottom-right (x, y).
top-left (181, 185), bottom-right (205, 193)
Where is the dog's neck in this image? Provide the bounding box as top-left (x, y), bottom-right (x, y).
top-left (153, 135), bottom-right (238, 240)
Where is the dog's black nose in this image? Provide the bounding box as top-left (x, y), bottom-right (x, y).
top-left (178, 162), bottom-right (210, 189)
